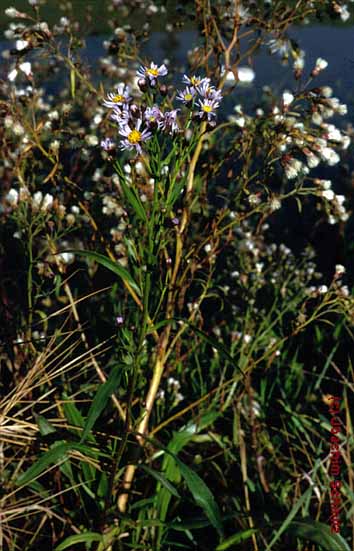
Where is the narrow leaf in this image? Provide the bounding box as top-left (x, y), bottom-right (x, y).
top-left (55, 532), bottom-right (103, 551)
top-left (16, 442), bottom-right (71, 486)
top-left (81, 365), bottom-right (123, 443)
top-left (216, 529), bottom-right (258, 550)
top-left (265, 487), bottom-right (312, 550)
top-left (177, 460), bottom-right (224, 537)
top-left (34, 414), bottom-right (56, 436)
top-left (67, 250), bottom-right (141, 297)
top-left (139, 464), bottom-right (180, 498)
top-left (119, 177), bottom-right (148, 223)
top-left (287, 520), bottom-right (350, 551)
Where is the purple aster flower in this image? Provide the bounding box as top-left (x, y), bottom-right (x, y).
top-left (182, 74), bottom-right (210, 89)
top-left (176, 86), bottom-right (196, 104)
top-left (101, 137), bottom-right (115, 151)
top-left (158, 109), bottom-right (179, 134)
top-left (137, 62), bottom-right (168, 85)
top-left (198, 98), bottom-right (220, 121)
top-left (144, 105), bottom-right (163, 126)
top-left (103, 83), bottom-right (132, 108)
top-left (119, 118), bottom-right (152, 154)
top-left (197, 81), bottom-right (223, 103)
top-left (110, 104), bottom-right (131, 125)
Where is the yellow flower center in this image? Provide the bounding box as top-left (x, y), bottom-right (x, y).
top-left (185, 93), bottom-right (193, 101)
top-left (113, 94), bottom-right (124, 103)
top-left (202, 104), bottom-right (212, 113)
top-left (191, 77), bottom-right (201, 86)
top-left (147, 68), bottom-right (159, 77)
top-left (128, 129), bottom-right (142, 144)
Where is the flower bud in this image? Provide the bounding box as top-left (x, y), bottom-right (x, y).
top-left (138, 78), bottom-right (147, 92)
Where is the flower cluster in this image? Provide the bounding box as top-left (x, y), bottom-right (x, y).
top-left (102, 64), bottom-right (222, 155)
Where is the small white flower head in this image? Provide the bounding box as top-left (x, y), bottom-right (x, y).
top-left (322, 124), bottom-right (342, 142)
top-left (293, 50), bottom-right (305, 72)
top-left (5, 7), bottom-right (23, 17)
top-left (270, 197), bottom-right (281, 211)
top-left (6, 188), bottom-right (19, 207)
top-left (248, 193), bottom-right (261, 206)
top-left (20, 61), bottom-right (32, 76)
top-left (283, 156), bottom-right (303, 179)
top-left (312, 57), bottom-right (328, 76)
top-left (335, 194), bottom-right (345, 205)
top-left (337, 103), bottom-right (348, 116)
top-left (50, 139), bottom-right (60, 153)
top-left (321, 86), bottom-right (333, 98)
top-left (32, 190), bottom-right (43, 210)
top-left (9, 62), bottom-right (32, 82)
top-left (19, 186), bottom-right (30, 201)
top-left (339, 5), bottom-right (350, 22)
top-left (8, 68), bottom-right (18, 82)
top-left (42, 193), bottom-right (54, 211)
top-left (15, 39), bottom-right (29, 51)
top-left (4, 115), bottom-right (13, 128)
top-left (335, 264), bottom-right (345, 276)
top-left (57, 252), bottom-right (75, 265)
top-left (318, 285), bottom-right (328, 294)
top-left (339, 135), bottom-right (350, 150)
top-left (321, 189), bottom-right (334, 201)
top-left (13, 121), bottom-right (25, 136)
top-left (340, 285), bottom-right (349, 297)
top-left (303, 149), bottom-right (320, 168)
top-left (282, 90), bottom-right (294, 107)
top-left (85, 135), bottom-right (99, 146)
top-left (237, 66), bottom-right (255, 84)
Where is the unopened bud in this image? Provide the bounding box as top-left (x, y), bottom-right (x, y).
top-left (137, 78), bottom-right (147, 92)
top-left (159, 84), bottom-right (168, 96)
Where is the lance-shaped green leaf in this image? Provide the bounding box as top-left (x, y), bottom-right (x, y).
top-left (286, 520), bottom-right (351, 551)
top-left (138, 464), bottom-right (180, 498)
top-left (16, 442), bottom-right (106, 486)
top-left (54, 532), bottom-right (103, 550)
top-left (67, 250), bottom-right (141, 297)
top-left (216, 529), bottom-right (258, 549)
top-left (119, 177), bottom-right (148, 223)
top-left (176, 459), bottom-right (224, 537)
top-left (16, 442), bottom-right (72, 486)
top-left (80, 364), bottom-right (123, 443)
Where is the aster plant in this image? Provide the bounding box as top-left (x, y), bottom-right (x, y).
top-left (1, 2), bottom-right (354, 551)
